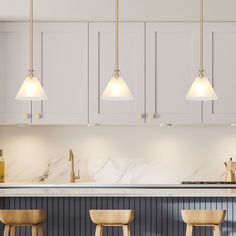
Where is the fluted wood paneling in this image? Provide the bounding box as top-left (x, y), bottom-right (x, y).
top-left (0, 197), bottom-right (235, 236)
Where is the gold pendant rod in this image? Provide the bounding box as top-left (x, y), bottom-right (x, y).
top-left (29, 0), bottom-right (33, 75)
top-left (200, 0), bottom-right (204, 76)
top-left (115, 0), bottom-right (119, 72)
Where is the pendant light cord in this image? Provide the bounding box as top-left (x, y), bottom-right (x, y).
top-left (199, 0), bottom-right (204, 77)
top-left (29, 0), bottom-right (34, 77)
top-left (115, 0), bottom-right (119, 76)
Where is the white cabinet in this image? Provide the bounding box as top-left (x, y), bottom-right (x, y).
top-left (146, 23), bottom-right (202, 125)
top-left (203, 23), bottom-right (236, 124)
top-left (0, 22), bottom-right (88, 125)
top-left (32, 22), bottom-right (88, 125)
top-left (89, 23), bottom-right (145, 124)
top-left (1, 21), bottom-right (236, 126)
top-left (0, 23), bottom-right (31, 124)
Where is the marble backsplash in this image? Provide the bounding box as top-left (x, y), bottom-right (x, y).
top-left (0, 125), bottom-right (235, 184)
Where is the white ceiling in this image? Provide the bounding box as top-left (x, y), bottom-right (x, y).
top-left (0, 0), bottom-right (236, 21)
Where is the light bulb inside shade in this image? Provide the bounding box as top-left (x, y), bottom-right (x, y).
top-left (185, 76), bottom-right (217, 101)
top-left (101, 75), bottom-right (133, 101)
top-left (15, 76), bottom-right (48, 101)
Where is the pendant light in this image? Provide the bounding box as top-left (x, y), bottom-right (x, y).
top-left (15, 0), bottom-right (47, 101)
top-left (185, 0), bottom-right (217, 101)
top-left (101, 0), bottom-right (133, 100)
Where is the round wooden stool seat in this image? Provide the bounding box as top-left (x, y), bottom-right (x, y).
top-left (0, 210), bottom-right (47, 236)
top-left (181, 210), bottom-right (226, 236)
top-left (90, 210), bottom-right (134, 225)
top-left (90, 210), bottom-right (134, 236)
top-left (0, 210), bottom-right (46, 226)
top-left (182, 210), bottom-right (226, 225)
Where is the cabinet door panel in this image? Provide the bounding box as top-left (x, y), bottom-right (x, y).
top-left (32, 23), bottom-right (88, 125)
top-left (0, 23), bottom-right (31, 124)
top-left (203, 23), bottom-right (236, 124)
top-left (146, 23), bottom-right (201, 124)
top-left (89, 23), bottom-right (145, 124)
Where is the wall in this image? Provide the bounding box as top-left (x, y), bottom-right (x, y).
top-left (0, 125), bottom-right (235, 184)
top-left (1, 0), bottom-right (236, 21)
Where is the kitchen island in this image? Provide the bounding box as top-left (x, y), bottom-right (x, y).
top-left (0, 184), bottom-right (235, 235)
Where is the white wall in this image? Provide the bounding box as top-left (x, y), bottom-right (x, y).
top-left (1, 0), bottom-right (236, 21)
top-left (0, 125), bottom-right (235, 184)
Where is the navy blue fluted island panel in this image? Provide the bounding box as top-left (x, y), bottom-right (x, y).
top-left (0, 197), bottom-right (235, 236)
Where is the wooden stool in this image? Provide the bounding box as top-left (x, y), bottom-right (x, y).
top-left (0, 210), bottom-right (47, 236)
top-left (181, 210), bottom-right (226, 236)
top-left (89, 210), bottom-right (134, 236)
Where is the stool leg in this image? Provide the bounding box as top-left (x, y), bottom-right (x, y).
top-left (123, 225), bottom-right (131, 236)
top-left (32, 225), bottom-right (37, 236)
top-left (3, 225), bottom-right (10, 236)
top-left (37, 224), bottom-right (44, 236)
top-left (213, 225), bottom-right (221, 236)
top-left (10, 226), bottom-right (16, 236)
top-left (186, 224), bottom-right (193, 236)
top-left (95, 225), bottom-right (103, 236)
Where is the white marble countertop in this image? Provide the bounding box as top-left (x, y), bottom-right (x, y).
top-left (0, 183), bottom-right (236, 197)
top-left (1, 183), bottom-right (236, 189)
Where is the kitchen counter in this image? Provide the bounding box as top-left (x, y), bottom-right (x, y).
top-left (0, 183), bottom-right (236, 197)
top-left (0, 183), bottom-right (236, 235)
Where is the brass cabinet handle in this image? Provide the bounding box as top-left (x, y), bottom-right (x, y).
top-left (147, 113), bottom-right (158, 120)
top-left (23, 113), bottom-right (31, 120)
top-left (34, 113), bottom-right (43, 119)
top-left (137, 113), bottom-right (146, 120)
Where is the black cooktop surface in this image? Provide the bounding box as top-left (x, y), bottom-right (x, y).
top-left (181, 181), bottom-right (236, 184)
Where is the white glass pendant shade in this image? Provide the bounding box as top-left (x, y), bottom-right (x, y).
top-left (101, 74), bottom-right (133, 101)
top-left (15, 76), bottom-right (48, 101)
top-left (185, 76), bottom-right (217, 101)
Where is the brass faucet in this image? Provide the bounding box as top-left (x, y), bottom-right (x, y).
top-left (68, 149), bottom-right (80, 183)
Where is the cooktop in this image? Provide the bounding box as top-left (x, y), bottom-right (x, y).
top-left (181, 181), bottom-right (236, 184)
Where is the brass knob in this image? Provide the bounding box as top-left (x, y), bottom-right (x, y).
top-left (23, 113), bottom-right (31, 120)
top-left (34, 113), bottom-right (42, 119)
top-left (147, 113), bottom-right (158, 120)
top-left (137, 113), bottom-right (145, 120)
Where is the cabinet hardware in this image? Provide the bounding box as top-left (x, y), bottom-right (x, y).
top-left (23, 113), bottom-right (31, 120)
top-left (147, 113), bottom-right (158, 120)
top-left (34, 113), bottom-right (42, 119)
top-left (137, 113), bottom-right (146, 120)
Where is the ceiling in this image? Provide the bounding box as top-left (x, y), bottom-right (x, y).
top-left (0, 0), bottom-right (236, 21)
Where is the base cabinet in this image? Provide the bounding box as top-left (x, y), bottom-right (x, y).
top-left (0, 197), bottom-right (233, 236)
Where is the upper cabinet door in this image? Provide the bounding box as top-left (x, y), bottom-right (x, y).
top-left (203, 23), bottom-right (236, 124)
top-left (89, 23), bottom-right (145, 125)
top-left (0, 23), bottom-right (31, 125)
top-left (32, 22), bottom-right (88, 125)
top-left (146, 23), bottom-right (202, 125)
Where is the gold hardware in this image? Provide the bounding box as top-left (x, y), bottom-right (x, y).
top-left (200, 0), bottom-right (203, 74)
top-left (34, 113), bottom-right (42, 119)
top-left (29, 0), bottom-right (33, 73)
top-left (147, 113), bottom-right (158, 120)
top-left (115, 0), bottom-right (119, 72)
top-left (137, 113), bottom-right (145, 120)
top-left (69, 149), bottom-right (80, 183)
top-left (23, 113), bottom-right (31, 120)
